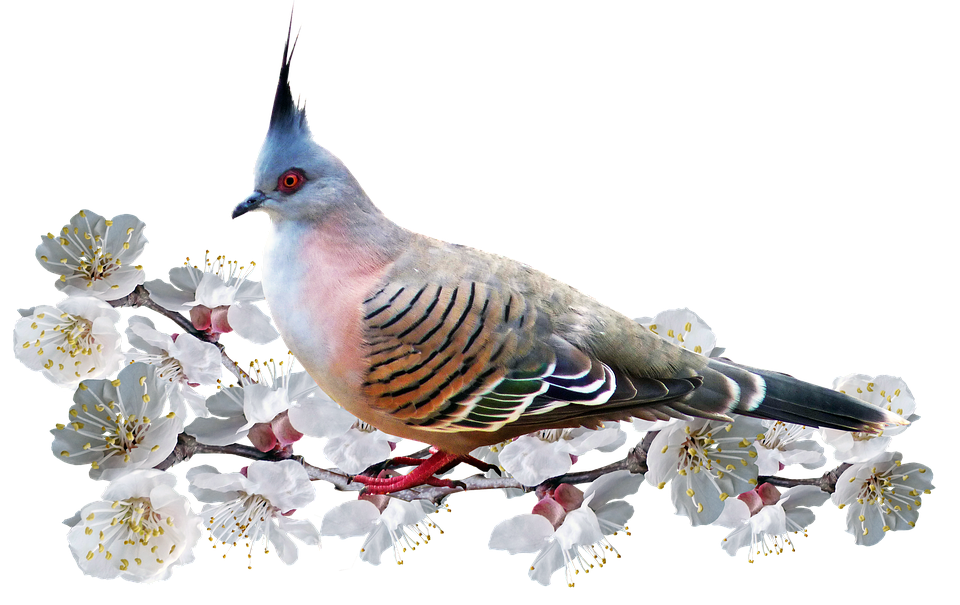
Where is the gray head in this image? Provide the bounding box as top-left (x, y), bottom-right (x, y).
top-left (233, 23), bottom-right (373, 223)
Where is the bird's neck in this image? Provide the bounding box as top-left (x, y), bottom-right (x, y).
top-left (267, 205), bottom-right (409, 288)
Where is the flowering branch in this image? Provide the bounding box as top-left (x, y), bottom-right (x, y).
top-left (107, 284), bottom-right (251, 383)
top-left (154, 427), bottom-right (858, 506)
top-left (153, 433), bottom-right (292, 470)
top-left (18, 208), bottom-right (936, 583)
top-left (107, 284), bottom-right (195, 335)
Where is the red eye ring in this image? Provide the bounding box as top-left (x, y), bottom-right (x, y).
top-left (277, 169), bottom-right (305, 193)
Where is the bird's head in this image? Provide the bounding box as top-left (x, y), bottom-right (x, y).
top-left (233, 23), bottom-right (364, 223)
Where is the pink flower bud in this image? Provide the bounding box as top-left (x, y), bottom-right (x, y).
top-left (210, 305), bottom-right (232, 333)
top-left (758, 483), bottom-right (781, 506)
top-left (247, 411), bottom-right (304, 452)
top-left (189, 305), bottom-right (232, 337)
top-left (737, 484), bottom-right (782, 516)
top-left (189, 306), bottom-right (212, 331)
top-left (532, 496), bottom-right (567, 530)
top-left (270, 411), bottom-right (304, 449)
top-left (553, 483), bottom-right (584, 512)
top-left (247, 422), bottom-right (278, 452)
top-left (737, 489), bottom-right (763, 516)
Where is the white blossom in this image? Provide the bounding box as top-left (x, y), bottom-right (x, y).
top-left (65, 469), bottom-right (200, 581)
top-left (321, 497), bottom-right (441, 565)
top-left (823, 374), bottom-right (917, 463)
top-left (186, 358), bottom-right (320, 450)
top-left (716, 484), bottom-right (828, 562)
top-left (645, 416), bottom-right (764, 525)
top-left (498, 422), bottom-right (626, 486)
top-left (183, 385), bottom-right (248, 446)
top-left (144, 251), bottom-right (277, 343)
top-left (832, 451), bottom-right (934, 546)
top-left (35, 209), bottom-right (146, 300)
top-left (125, 316), bottom-right (221, 418)
top-left (323, 420), bottom-right (395, 474)
top-left (15, 297), bottom-right (123, 386)
top-left (51, 362), bottom-right (182, 480)
top-left (188, 461), bottom-right (320, 566)
top-left (489, 470), bottom-right (642, 587)
top-left (754, 420), bottom-right (826, 475)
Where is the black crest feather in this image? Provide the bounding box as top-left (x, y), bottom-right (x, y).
top-left (269, 14), bottom-right (307, 133)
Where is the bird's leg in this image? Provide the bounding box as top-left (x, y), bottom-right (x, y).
top-left (357, 447), bottom-right (433, 477)
top-left (385, 453), bottom-right (499, 474)
top-left (351, 450), bottom-right (476, 494)
top-left (382, 455), bottom-right (434, 467)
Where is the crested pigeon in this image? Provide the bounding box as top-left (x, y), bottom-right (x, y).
top-left (232, 27), bottom-right (904, 493)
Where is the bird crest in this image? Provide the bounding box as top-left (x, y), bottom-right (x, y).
top-left (268, 16), bottom-right (309, 138)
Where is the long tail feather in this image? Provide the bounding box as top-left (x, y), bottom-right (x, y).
top-left (707, 358), bottom-right (907, 434)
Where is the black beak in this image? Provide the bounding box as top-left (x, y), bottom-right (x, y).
top-left (233, 191), bottom-right (268, 219)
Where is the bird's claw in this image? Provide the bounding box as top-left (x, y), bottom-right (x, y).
top-left (343, 450), bottom-right (469, 494)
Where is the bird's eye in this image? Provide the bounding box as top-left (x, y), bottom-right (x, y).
top-left (277, 169), bottom-right (305, 193)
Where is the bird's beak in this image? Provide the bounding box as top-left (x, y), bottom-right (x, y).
top-left (233, 191), bottom-right (268, 219)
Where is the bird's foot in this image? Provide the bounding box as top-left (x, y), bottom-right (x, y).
top-left (352, 450), bottom-right (487, 494)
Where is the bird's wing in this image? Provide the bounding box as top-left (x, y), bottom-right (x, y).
top-left (359, 279), bottom-right (712, 434)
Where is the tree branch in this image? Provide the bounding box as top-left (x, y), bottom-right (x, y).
top-left (154, 433), bottom-right (294, 470)
top-left (759, 463), bottom-right (852, 494)
top-left (108, 284), bottom-right (194, 333)
top-left (108, 284), bottom-right (251, 383)
top-left (155, 429), bottom-right (856, 506)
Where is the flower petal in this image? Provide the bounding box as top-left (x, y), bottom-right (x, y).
top-left (186, 466), bottom-right (252, 502)
top-left (278, 516), bottom-right (321, 546)
top-left (321, 500), bottom-right (381, 538)
top-left (246, 460), bottom-right (316, 512)
top-left (186, 415), bottom-right (250, 446)
top-left (324, 428), bottom-right (393, 474)
top-left (143, 279), bottom-right (195, 312)
top-left (499, 435), bottom-right (573, 486)
top-left (583, 469), bottom-right (643, 510)
top-left (489, 514), bottom-right (555, 554)
top-left (267, 523), bottom-right (299, 565)
top-left (228, 301), bottom-right (279, 344)
top-left (288, 393), bottom-right (356, 438)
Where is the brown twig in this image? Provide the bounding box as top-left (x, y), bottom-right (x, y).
top-left (759, 463), bottom-right (852, 494)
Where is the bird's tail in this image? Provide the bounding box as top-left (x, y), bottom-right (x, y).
top-left (701, 357), bottom-right (907, 433)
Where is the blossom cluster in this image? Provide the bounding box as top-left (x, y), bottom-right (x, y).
top-left (15, 210), bottom-right (936, 586)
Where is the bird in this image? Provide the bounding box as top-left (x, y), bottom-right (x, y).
top-left (232, 25), bottom-right (905, 494)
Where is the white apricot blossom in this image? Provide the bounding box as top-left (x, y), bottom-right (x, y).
top-left (754, 420), bottom-right (825, 475)
top-left (51, 362), bottom-right (182, 480)
top-left (65, 469), bottom-right (201, 582)
top-left (832, 451), bottom-right (934, 546)
top-left (824, 375), bottom-right (917, 463)
top-left (123, 315), bottom-right (223, 418)
top-left (187, 461), bottom-right (320, 566)
top-left (15, 296), bottom-right (123, 386)
top-left (321, 496), bottom-right (441, 565)
top-left (489, 470), bottom-right (642, 587)
top-left (498, 423), bottom-right (626, 486)
top-left (35, 209), bottom-right (146, 300)
top-left (144, 251), bottom-right (277, 343)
